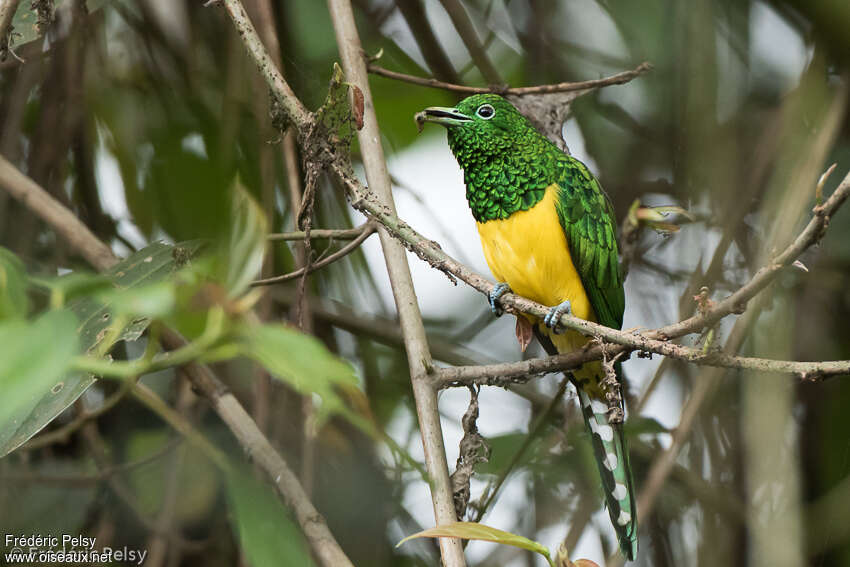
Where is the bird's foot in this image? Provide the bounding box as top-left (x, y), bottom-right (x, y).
top-left (488, 283), bottom-right (512, 317)
top-left (543, 300), bottom-right (572, 334)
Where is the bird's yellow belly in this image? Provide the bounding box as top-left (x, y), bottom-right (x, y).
top-left (476, 185), bottom-right (595, 354)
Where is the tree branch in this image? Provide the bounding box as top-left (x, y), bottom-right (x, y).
top-left (327, 1), bottom-right (467, 564)
top-left (367, 61), bottom-right (652, 95)
top-left (268, 223), bottom-right (370, 241)
top-left (252, 222), bottom-right (376, 286)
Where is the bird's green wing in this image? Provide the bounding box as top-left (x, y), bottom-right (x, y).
top-left (554, 157), bottom-right (624, 330)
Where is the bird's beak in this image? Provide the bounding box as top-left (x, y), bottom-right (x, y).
top-left (415, 106), bottom-right (472, 129)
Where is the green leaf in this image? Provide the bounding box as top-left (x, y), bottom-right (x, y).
top-left (397, 521), bottom-right (553, 563)
top-left (238, 323), bottom-right (358, 421)
top-left (0, 310), bottom-right (79, 445)
top-left (0, 247), bottom-right (29, 320)
top-left (0, 242), bottom-right (201, 457)
top-left (220, 180), bottom-right (268, 296)
top-left (225, 465), bottom-right (315, 567)
top-left (95, 281), bottom-right (177, 319)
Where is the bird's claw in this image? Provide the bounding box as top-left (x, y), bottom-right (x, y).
top-left (488, 283), bottom-right (512, 317)
top-left (544, 300), bottom-right (572, 334)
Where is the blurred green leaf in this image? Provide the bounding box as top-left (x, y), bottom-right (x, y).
top-left (238, 323), bottom-right (358, 421)
top-left (30, 272), bottom-right (113, 308)
top-left (225, 465), bottom-right (315, 567)
top-left (0, 310), bottom-right (78, 454)
top-left (0, 242), bottom-right (200, 456)
top-left (220, 180), bottom-right (268, 297)
top-left (625, 416), bottom-right (669, 437)
top-left (397, 521), bottom-right (553, 564)
top-left (0, 247), bottom-right (28, 320)
top-left (96, 281), bottom-right (177, 319)
top-left (126, 430), bottom-right (219, 525)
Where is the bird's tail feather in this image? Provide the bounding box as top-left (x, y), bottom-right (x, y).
top-left (576, 386), bottom-right (638, 560)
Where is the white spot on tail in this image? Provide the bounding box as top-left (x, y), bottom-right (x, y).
top-left (591, 400), bottom-right (607, 415)
top-left (597, 424), bottom-right (614, 442)
top-left (617, 510), bottom-right (632, 526)
top-left (603, 453), bottom-right (618, 471)
top-left (589, 418), bottom-right (599, 434)
top-left (612, 483), bottom-right (627, 500)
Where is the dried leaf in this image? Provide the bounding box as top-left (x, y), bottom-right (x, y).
top-left (515, 316), bottom-right (533, 353)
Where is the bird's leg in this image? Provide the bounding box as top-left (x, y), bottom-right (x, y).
top-left (488, 283), bottom-right (512, 316)
top-left (543, 300), bottom-right (572, 334)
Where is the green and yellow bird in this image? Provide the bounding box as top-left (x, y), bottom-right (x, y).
top-left (421, 94), bottom-right (637, 560)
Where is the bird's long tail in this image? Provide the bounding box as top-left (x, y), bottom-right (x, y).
top-left (574, 371), bottom-right (638, 560)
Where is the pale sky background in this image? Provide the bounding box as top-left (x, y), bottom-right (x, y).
top-left (93, 1), bottom-right (810, 564)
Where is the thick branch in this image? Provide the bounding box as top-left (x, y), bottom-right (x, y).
top-left (220, 0), bottom-right (312, 131)
top-left (367, 61), bottom-right (652, 95)
top-left (0, 154), bottom-right (117, 271)
top-left (327, 1), bottom-right (467, 564)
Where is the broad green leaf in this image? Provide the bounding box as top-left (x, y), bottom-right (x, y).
top-left (238, 323), bottom-right (358, 421)
top-left (225, 465), bottom-right (314, 567)
top-left (0, 247), bottom-right (28, 319)
top-left (221, 181), bottom-right (268, 296)
top-left (0, 242), bottom-right (200, 456)
top-left (397, 521), bottom-right (553, 563)
top-left (0, 310), bottom-right (79, 444)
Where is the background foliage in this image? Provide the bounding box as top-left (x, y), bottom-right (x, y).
top-left (1, 1), bottom-right (849, 566)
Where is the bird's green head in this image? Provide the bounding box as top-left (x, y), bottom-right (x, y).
top-left (419, 94), bottom-right (543, 160)
top-left (419, 94), bottom-right (561, 221)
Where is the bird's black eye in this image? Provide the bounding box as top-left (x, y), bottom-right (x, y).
top-left (476, 104), bottom-right (495, 119)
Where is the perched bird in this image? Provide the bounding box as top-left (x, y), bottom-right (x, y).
top-left (420, 94), bottom-right (637, 560)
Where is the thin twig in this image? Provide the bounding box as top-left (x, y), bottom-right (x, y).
top-left (251, 223), bottom-right (376, 286)
top-left (268, 224), bottom-right (369, 241)
top-left (367, 61), bottom-right (652, 95)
